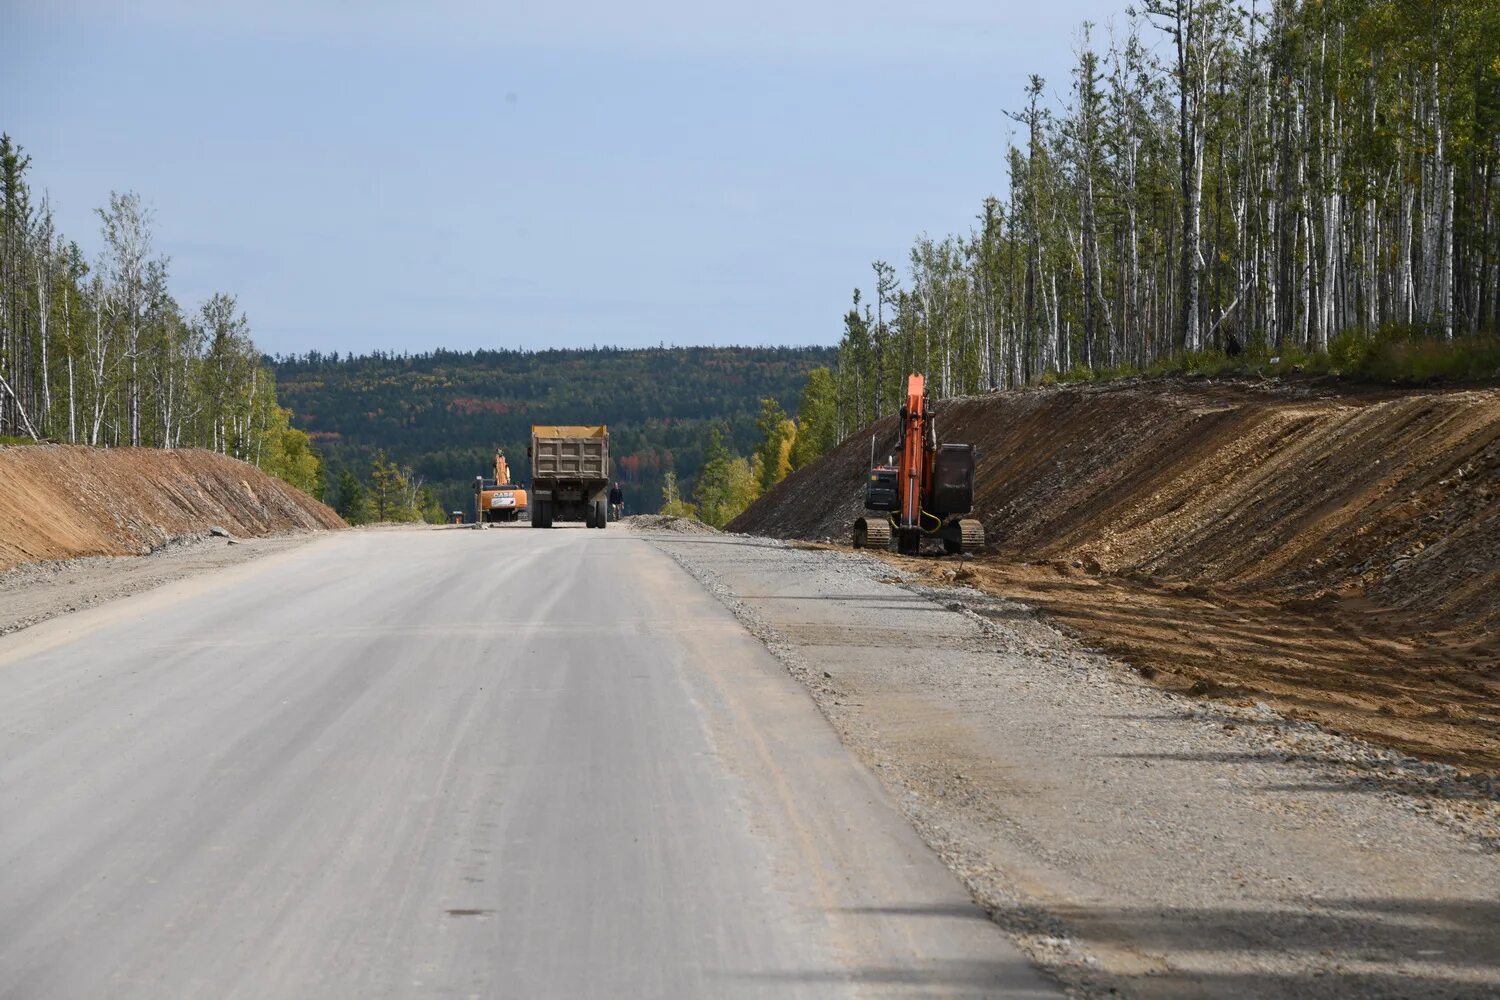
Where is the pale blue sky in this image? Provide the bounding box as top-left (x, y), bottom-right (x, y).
top-left (5, 1), bottom-right (1127, 355)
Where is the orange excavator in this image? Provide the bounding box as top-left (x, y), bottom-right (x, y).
top-left (473, 450), bottom-right (529, 524)
top-left (852, 373), bottom-right (984, 556)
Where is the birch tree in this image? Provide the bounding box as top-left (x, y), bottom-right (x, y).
top-left (828, 0), bottom-right (1499, 419)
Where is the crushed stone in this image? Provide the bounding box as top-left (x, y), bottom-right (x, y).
top-left (651, 531), bottom-right (1500, 999)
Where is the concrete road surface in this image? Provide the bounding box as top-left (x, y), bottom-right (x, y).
top-left (0, 526), bottom-right (1056, 999)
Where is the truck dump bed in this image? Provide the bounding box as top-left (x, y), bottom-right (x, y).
top-left (531, 425), bottom-right (609, 481)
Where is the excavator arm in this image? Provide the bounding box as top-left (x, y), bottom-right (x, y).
top-left (896, 374), bottom-right (931, 533)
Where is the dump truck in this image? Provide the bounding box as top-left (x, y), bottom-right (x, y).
top-left (528, 425), bottom-right (610, 529)
top-left (473, 450), bottom-right (529, 523)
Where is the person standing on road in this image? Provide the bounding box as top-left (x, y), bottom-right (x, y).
top-left (609, 481), bottom-right (624, 521)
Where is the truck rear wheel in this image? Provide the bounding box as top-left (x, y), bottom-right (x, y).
top-left (585, 504), bottom-right (597, 528)
top-left (593, 499), bottom-right (608, 529)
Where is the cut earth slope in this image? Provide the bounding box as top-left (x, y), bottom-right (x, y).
top-left (0, 445), bottom-right (344, 572)
top-left (730, 378), bottom-right (1500, 771)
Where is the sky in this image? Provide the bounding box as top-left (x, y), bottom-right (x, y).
top-left (4, 0), bottom-right (1130, 356)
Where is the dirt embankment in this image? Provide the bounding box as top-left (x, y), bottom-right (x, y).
top-left (0, 445), bottom-right (344, 571)
top-left (730, 379), bottom-right (1500, 771)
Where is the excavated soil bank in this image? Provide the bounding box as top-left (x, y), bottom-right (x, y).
top-left (731, 378), bottom-right (1500, 772)
top-left (0, 445), bottom-right (344, 571)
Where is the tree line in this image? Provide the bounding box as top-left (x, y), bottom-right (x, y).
top-left (0, 136), bottom-right (322, 494)
top-left (830, 0), bottom-right (1499, 430)
top-left (332, 450), bottom-right (449, 525)
top-left (272, 345), bottom-right (833, 517)
top-left (665, 367), bottom-right (838, 527)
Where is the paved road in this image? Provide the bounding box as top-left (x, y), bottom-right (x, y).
top-left (0, 526), bottom-right (1055, 999)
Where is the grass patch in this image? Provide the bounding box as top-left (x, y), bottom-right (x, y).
top-left (1055, 364), bottom-right (1097, 384)
top-left (1049, 328), bottom-right (1500, 388)
top-left (1344, 327), bottom-right (1500, 383)
top-left (1046, 361), bottom-right (1143, 385)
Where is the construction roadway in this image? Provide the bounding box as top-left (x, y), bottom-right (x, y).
top-left (0, 526), bottom-right (1057, 999)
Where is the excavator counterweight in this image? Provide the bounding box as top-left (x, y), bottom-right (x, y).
top-left (852, 373), bottom-right (984, 556)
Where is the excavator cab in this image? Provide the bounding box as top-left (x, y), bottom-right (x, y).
top-left (864, 465), bottom-right (899, 512)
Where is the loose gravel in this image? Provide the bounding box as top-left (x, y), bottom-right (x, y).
top-left (642, 529), bottom-right (1500, 999)
top-left (0, 531), bottom-right (322, 636)
top-left (619, 514), bottom-right (718, 534)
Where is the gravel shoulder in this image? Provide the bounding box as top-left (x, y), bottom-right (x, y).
top-left (0, 531), bottom-right (326, 636)
top-left (644, 530), bottom-right (1500, 999)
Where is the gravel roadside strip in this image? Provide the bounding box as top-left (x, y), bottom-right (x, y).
top-left (644, 530), bottom-right (1500, 999)
top-left (0, 532), bottom-right (324, 636)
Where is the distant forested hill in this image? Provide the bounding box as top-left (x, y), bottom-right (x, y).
top-left (271, 346), bottom-right (835, 516)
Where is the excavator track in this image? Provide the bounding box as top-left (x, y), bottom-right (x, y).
top-left (941, 518), bottom-right (985, 555)
top-left (853, 517), bottom-right (892, 549)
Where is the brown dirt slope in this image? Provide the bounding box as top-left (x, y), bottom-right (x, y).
top-left (0, 445), bottom-right (344, 571)
top-left (730, 379), bottom-right (1500, 770)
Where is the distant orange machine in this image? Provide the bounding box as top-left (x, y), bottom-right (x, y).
top-left (853, 373), bottom-right (983, 555)
top-left (474, 451), bottom-right (529, 523)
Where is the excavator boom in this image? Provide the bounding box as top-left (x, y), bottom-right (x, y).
top-left (898, 373), bottom-right (937, 532)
